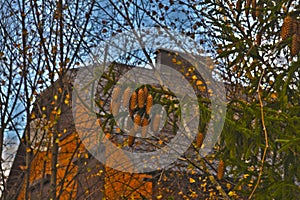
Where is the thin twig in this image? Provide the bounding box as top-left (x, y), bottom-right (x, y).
top-left (248, 69), bottom-right (269, 199)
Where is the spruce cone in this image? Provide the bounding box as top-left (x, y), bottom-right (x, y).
top-left (292, 19), bottom-right (299, 35)
top-left (134, 114), bottom-right (141, 131)
top-left (145, 95), bottom-right (153, 115)
top-left (217, 160), bottom-right (225, 180)
top-left (141, 117), bottom-right (149, 137)
top-left (130, 91), bottom-right (137, 111)
top-left (291, 34), bottom-right (300, 56)
top-left (152, 113), bottom-right (161, 132)
top-left (236, 0), bottom-right (242, 12)
top-left (281, 16), bottom-right (294, 40)
top-left (251, 0), bottom-right (256, 19)
top-left (112, 87), bottom-right (121, 103)
top-left (111, 101), bottom-right (120, 116)
top-left (195, 132), bottom-right (204, 148)
top-left (138, 88), bottom-right (145, 108)
top-left (123, 87), bottom-right (131, 108)
top-left (143, 86), bottom-right (148, 100)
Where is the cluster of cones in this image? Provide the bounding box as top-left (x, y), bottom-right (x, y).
top-left (281, 15), bottom-right (300, 56)
top-left (235, 0), bottom-right (263, 21)
top-left (110, 85), bottom-right (162, 147)
top-left (109, 85), bottom-right (227, 180)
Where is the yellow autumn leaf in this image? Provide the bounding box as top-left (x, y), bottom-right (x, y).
top-left (226, 183), bottom-right (231, 190)
top-left (198, 85), bottom-right (206, 92)
top-left (243, 174), bottom-right (250, 178)
top-left (188, 67), bottom-right (194, 72)
top-left (196, 80), bottom-right (203, 85)
top-left (19, 165), bottom-right (27, 170)
top-left (176, 60), bottom-right (182, 65)
top-left (189, 177), bottom-right (196, 183)
top-left (270, 93), bottom-right (278, 99)
top-left (31, 112), bottom-right (36, 119)
top-left (228, 191), bottom-right (237, 197)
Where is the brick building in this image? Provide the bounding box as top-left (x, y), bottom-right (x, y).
top-left (5, 50), bottom-right (231, 199)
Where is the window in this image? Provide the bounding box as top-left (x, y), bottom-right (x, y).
top-left (29, 118), bottom-right (52, 151)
